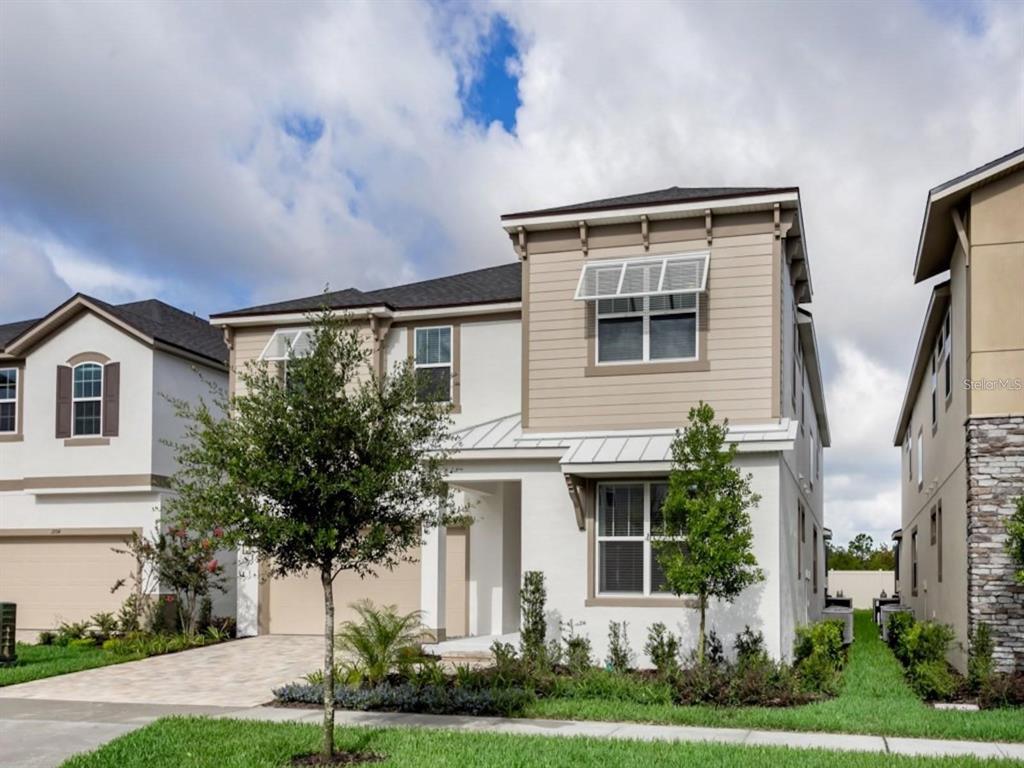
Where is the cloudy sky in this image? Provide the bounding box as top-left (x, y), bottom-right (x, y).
top-left (1, 0), bottom-right (1021, 545)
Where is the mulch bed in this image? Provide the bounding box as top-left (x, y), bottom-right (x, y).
top-left (291, 752), bottom-right (385, 766)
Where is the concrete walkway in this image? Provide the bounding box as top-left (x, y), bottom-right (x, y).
top-left (3, 698), bottom-right (1023, 766)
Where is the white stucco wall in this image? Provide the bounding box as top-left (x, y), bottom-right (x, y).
top-left (151, 349), bottom-right (225, 477)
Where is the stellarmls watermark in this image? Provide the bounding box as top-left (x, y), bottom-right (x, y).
top-left (962, 377), bottom-right (1024, 391)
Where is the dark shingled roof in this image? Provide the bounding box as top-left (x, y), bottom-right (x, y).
top-left (502, 186), bottom-right (795, 219)
top-left (930, 146), bottom-right (1024, 196)
top-left (214, 261), bottom-right (522, 319)
top-left (1, 297), bottom-right (227, 365)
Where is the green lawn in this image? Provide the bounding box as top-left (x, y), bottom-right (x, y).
top-left (60, 717), bottom-right (1019, 768)
top-left (0, 643), bottom-right (146, 687)
top-left (525, 611), bottom-right (1024, 742)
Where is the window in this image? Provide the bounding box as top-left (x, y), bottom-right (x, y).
top-left (0, 368), bottom-right (16, 433)
top-left (911, 529), bottom-right (920, 594)
top-left (916, 430), bottom-right (924, 490)
top-left (792, 321), bottom-right (800, 407)
top-left (809, 428), bottom-right (816, 484)
top-left (414, 326), bottom-right (452, 402)
top-left (930, 507), bottom-right (937, 545)
top-left (813, 525), bottom-right (819, 594)
top-left (798, 503), bottom-right (805, 578)
top-left (596, 294), bottom-right (698, 363)
top-left (259, 328), bottom-right (313, 388)
top-left (72, 363), bottom-right (103, 436)
top-left (596, 481), bottom-right (674, 596)
top-left (937, 501), bottom-right (943, 584)
top-left (906, 430), bottom-right (912, 482)
top-left (575, 253), bottom-right (709, 301)
top-left (930, 355), bottom-right (937, 428)
top-left (943, 309), bottom-right (952, 400)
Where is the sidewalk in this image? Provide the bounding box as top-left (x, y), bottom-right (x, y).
top-left (227, 706), bottom-right (1024, 761)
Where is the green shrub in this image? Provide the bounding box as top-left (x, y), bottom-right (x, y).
top-left (551, 667), bottom-right (673, 706)
top-left (898, 620), bottom-right (954, 668)
top-left (908, 659), bottom-right (958, 700)
top-left (644, 623), bottom-right (680, 678)
top-left (606, 621), bottom-right (632, 672)
top-left (56, 620), bottom-right (90, 646)
top-left (274, 680), bottom-right (534, 717)
top-left (68, 637), bottom-right (96, 649)
top-left (886, 612), bottom-right (914, 659)
top-left (88, 612), bottom-right (119, 642)
top-left (793, 620), bottom-right (844, 693)
top-left (734, 625), bottom-right (767, 666)
top-left (979, 671), bottom-right (1024, 709)
top-left (561, 620), bottom-right (593, 675)
top-left (968, 622), bottom-right (995, 694)
top-left (36, 631), bottom-right (56, 646)
top-left (335, 600), bottom-right (426, 685)
top-left (519, 571), bottom-right (548, 668)
top-left (705, 629), bottom-right (725, 666)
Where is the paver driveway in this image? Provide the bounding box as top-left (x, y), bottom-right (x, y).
top-left (0, 635), bottom-right (321, 707)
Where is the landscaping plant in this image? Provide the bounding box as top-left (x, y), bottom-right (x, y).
top-left (653, 402), bottom-right (763, 662)
top-left (606, 620), bottom-right (632, 673)
top-left (335, 600), bottom-right (427, 685)
top-left (519, 570), bottom-right (548, 668)
top-left (644, 622), bottom-right (680, 678)
top-left (1007, 495), bottom-right (1024, 584)
top-left (793, 619), bottom-right (845, 693)
top-left (165, 309), bottom-right (459, 761)
top-left (561, 620), bottom-right (594, 675)
top-left (967, 622), bottom-right (994, 694)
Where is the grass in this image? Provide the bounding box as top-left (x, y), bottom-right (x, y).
top-left (524, 611), bottom-right (1024, 742)
top-left (60, 716), bottom-right (1019, 768)
top-left (0, 643), bottom-right (146, 687)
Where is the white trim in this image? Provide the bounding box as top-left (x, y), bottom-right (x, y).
top-left (71, 362), bottom-right (103, 437)
top-left (927, 152), bottom-right (1024, 204)
top-left (502, 191), bottom-right (800, 230)
top-left (595, 480), bottom-right (673, 597)
top-left (574, 252), bottom-right (709, 301)
top-left (413, 325), bottom-right (453, 404)
top-left (0, 367), bottom-right (17, 434)
top-left (259, 327), bottom-right (313, 362)
top-left (210, 302), bottom-right (522, 327)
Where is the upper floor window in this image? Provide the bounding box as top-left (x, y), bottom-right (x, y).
top-left (916, 429), bottom-right (924, 490)
top-left (414, 326), bottom-right (452, 402)
top-left (72, 363), bottom-right (103, 436)
top-left (0, 368), bottom-right (17, 433)
top-left (596, 294), bottom-right (697, 364)
top-left (942, 309), bottom-right (951, 401)
top-left (911, 528), bottom-right (919, 596)
top-left (809, 428), bottom-right (816, 483)
top-left (906, 429), bottom-right (912, 482)
top-left (792, 322), bottom-right (802, 408)
top-left (259, 328), bottom-right (313, 388)
top-left (596, 480), bottom-right (673, 596)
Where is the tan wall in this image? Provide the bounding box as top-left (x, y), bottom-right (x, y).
top-left (968, 167), bottom-right (1024, 417)
top-left (523, 213), bottom-right (778, 431)
top-left (445, 527), bottom-right (469, 638)
top-left (827, 570), bottom-right (895, 609)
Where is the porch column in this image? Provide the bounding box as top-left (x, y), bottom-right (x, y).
top-left (420, 523), bottom-right (447, 641)
top-left (235, 546), bottom-right (259, 637)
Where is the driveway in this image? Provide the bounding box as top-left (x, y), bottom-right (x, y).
top-left (0, 635), bottom-right (322, 708)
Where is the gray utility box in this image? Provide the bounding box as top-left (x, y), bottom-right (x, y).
top-left (0, 603), bottom-right (16, 666)
top-left (873, 596), bottom-right (901, 626)
top-left (826, 596), bottom-right (854, 609)
top-left (822, 605), bottom-right (854, 645)
top-left (879, 604), bottom-right (913, 642)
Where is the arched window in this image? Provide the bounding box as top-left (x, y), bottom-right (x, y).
top-left (72, 362), bottom-right (103, 436)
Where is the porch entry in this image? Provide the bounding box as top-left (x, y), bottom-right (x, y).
top-left (423, 479), bottom-right (522, 642)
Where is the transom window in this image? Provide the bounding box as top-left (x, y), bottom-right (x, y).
top-left (0, 368), bottom-right (17, 433)
top-left (414, 326), bottom-right (452, 403)
top-left (72, 363), bottom-right (103, 436)
top-left (596, 481), bottom-right (675, 596)
top-left (596, 293), bottom-right (698, 364)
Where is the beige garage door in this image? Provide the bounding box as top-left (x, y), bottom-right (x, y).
top-left (266, 529), bottom-right (470, 636)
top-left (0, 534), bottom-right (136, 631)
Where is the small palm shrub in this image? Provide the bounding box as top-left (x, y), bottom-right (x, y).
top-left (335, 600), bottom-right (428, 685)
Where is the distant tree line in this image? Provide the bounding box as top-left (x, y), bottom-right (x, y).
top-left (827, 533), bottom-right (895, 571)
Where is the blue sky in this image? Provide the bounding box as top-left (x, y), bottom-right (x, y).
top-left (1, 0), bottom-right (1021, 545)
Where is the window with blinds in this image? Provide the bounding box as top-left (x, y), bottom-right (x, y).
top-left (597, 480), bottom-right (676, 596)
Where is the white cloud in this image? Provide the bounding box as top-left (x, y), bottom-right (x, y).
top-left (1, 0), bottom-right (1021, 544)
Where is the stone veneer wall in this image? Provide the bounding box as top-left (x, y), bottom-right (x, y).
top-left (966, 415), bottom-right (1024, 673)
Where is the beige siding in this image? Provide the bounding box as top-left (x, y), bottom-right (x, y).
top-left (968, 168), bottom-right (1024, 417)
top-left (525, 219), bottom-right (777, 431)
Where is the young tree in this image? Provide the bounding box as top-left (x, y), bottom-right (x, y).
top-left (652, 402), bottom-right (763, 663)
top-left (166, 310), bottom-right (458, 761)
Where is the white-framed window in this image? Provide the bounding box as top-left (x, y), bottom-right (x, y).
top-left (0, 368), bottom-right (17, 433)
top-left (916, 429), bottom-right (924, 490)
top-left (596, 481), bottom-right (675, 596)
top-left (809, 428), bottom-right (816, 484)
top-left (942, 308), bottom-right (952, 401)
top-left (259, 328), bottom-right (314, 388)
top-left (792, 320), bottom-right (801, 408)
top-left (595, 293), bottom-right (698, 364)
top-left (905, 429), bottom-right (912, 482)
top-left (930, 354), bottom-right (938, 428)
top-left (72, 362), bottom-right (103, 436)
top-left (414, 326), bottom-right (452, 403)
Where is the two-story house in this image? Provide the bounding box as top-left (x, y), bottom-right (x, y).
top-left (0, 294), bottom-right (231, 640)
top-left (893, 147), bottom-right (1024, 673)
top-left (212, 186), bottom-right (830, 662)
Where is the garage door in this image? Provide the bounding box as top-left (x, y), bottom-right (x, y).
top-left (0, 534), bottom-right (137, 631)
top-left (267, 530), bottom-right (469, 636)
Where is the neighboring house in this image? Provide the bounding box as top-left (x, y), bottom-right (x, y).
top-left (0, 294), bottom-right (231, 641)
top-left (212, 186), bottom-right (830, 663)
top-left (893, 147), bottom-right (1024, 673)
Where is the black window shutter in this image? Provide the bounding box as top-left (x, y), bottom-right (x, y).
top-left (55, 365), bottom-right (72, 438)
top-left (102, 362), bottom-right (120, 437)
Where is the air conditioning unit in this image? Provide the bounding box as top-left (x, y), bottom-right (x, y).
top-left (0, 603), bottom-right (16, 666)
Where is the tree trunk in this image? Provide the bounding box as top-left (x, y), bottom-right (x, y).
top-left (321, 567), bottom-right (335, 760)
top-left (698, 593), bottom-right (707, 664)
